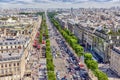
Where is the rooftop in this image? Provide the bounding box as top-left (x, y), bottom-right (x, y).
top-left (0, 36), bottom-right (30, 62)
top-left (0, 48), bottom-right (24, 61)
top-left (0, 36), bottom-right (30, 46)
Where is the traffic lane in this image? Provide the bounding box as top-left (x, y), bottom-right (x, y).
top-left (50, 26), bottom-right (76, 74)
top-left (51, 25), bottom-right (91, 80)
top-left (48, 32), bottom-right (67, 77)
top-left (49, 27), bottom-right (62, 55)
top-left (53, 35), bottom-right (81, 79)
top-left (38, 65), bottom-right (47, 80)
top-left (51, 49), bottom-right (69, 78)
top-left (49, 23), bottom-right (72, 79)
top-left (47, 13), bottom-right (90, 80)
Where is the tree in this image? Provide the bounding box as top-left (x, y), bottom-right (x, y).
top-left (47, 72), bottom-right (56, 80)
top-left (72, 35), bottom-right (78, 41)
top-left (39, 33), bottom-right (42, 43)
top-left (107, 30), bottom-right (113, 35)
top-left (70, 38), bottom-right (77, 44)
top-left (46, 39), bottom-right (49, 43)
top-left (84, 53), bottom-right (93, 60)
top-left (46, 46), bottom-right (51, 52)
top-left (118, 29), bottom-right (120, 33)
top-left (46, 51), bottom-right (51, 58)
top-left (77, 51), bottom-right (83, 57)
top-left (94, 69), bottom-right (108, 80)
top-left (65, 29), bottom-right (72, 35)
top-left (46, 41), bottom-right (50, 46)
top-left (73, 44), bottom-right (84, 53)
top-left (86, 60), bottom-right (98, 70)
top-left (47, 60), bottom-right (54, 71)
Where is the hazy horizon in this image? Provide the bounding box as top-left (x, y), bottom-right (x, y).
top-left (0, 0), bottom-right (120, 9)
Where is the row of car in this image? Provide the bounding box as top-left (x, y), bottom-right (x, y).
top-left (55, 35), bottom-right (80, 80)
top-left (55, 32), bottom-right (91, 80)
top-left (49, 20), bottom-right (91, 80)
top-left (39, 66), bottom-right (47, 80)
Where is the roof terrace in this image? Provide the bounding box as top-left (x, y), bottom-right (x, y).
top-left (0, 36), bottom-right (30, 46)
top-left (0, 48), bottom-right (24, 61)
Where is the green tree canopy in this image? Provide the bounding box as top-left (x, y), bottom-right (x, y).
top-left (94, 69), bottom-right (108, 80)
top-left (84, 53), bottom-right (93, 60)
top-left (86, 60), bottom-right (98, 70)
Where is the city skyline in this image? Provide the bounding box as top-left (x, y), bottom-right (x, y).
top-left (0, 0), bottom-right (120, 8)
top-left (0, 1), bottom-right (120, 80)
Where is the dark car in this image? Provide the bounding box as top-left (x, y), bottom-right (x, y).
top-left (74, 66), bottom-right (80, 70)
top-left (66, 59), bottom-right (70, 63)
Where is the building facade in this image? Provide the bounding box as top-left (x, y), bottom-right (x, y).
top-left (0, 36), bottom-right (30, 80)
top-left (73, 24), bottom-right (120, 63)
top-left (0, 14), bottom-right (40, 79)
top-left (110, 46), bottom-right (120, 77)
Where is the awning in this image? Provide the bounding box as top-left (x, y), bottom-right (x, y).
top-left (42, 40), bottom-right (45, 44)
top-left (33, 43), bottom-right (37, 47)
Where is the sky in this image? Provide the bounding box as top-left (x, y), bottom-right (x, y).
top-left (0, 0), bottom-right (120, 8)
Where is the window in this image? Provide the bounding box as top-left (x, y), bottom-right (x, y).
top-left (14, 42), bottom-right (16, 44)
top-left (5, 42), bottom-right (7, 45)
top-left (5, 64), bottom-right (7, 67)
top-left (1, 50), bottom-right (3, 53)
top-left (9, 64), bottom-right (11, 67)
top-left (14, 63), bottom-right (16, 66)
top-left (18, 42), bottom-right (20, 44)
top-left (1, 64), bottom-right (3, 68)
top-left (17, 63), bottom-right (19, 66)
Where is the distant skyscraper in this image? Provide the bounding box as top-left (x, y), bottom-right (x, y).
top-left (70, 7), bottom-right (74, 18)
top-left (70, 7), bottom-right (78, 22)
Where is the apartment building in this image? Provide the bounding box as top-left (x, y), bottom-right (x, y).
top-left (110, 46), bottom-right (120, 77)
top-left (67, 19), bottom-right (76, 34)
top-left (0, 13), bottom-right (40, 79)
top-left (56, 8), bottom-right (120, 63)
top-left (0, 36), bottom-right (30, 80)
top-left (55, 8), bottom-right (120, 77)
top-left (74, 24), bottom-right (120, 63)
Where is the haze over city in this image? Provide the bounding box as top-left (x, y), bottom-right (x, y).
top-left (0, 0), bottom-right (120, 8)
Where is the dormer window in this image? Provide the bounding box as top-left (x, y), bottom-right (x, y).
top-left (5, 42), bottom-right (7, 45)
top-left (18, 42), bottom-right (20, 44)
top-left (14, 42), bottom-right (16, 44)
